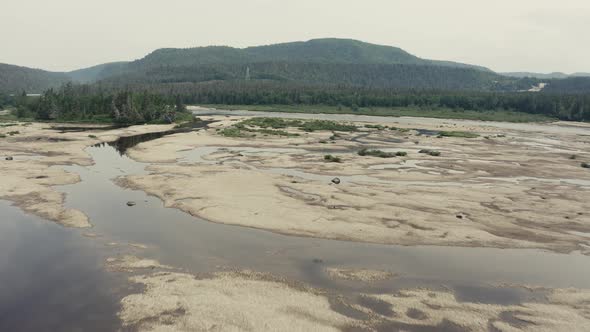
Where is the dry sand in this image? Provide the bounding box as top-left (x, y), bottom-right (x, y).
top-left (116, 262), bottom-right (355, 331)
top-left (121, 116), bottom-right (590, 253)
top-left (0, 121), bottom-right (173, 228)
top-left (113, 255), bottom-right (590, 332)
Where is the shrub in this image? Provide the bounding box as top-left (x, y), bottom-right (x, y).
top-left (301, 120), bottom-right (357, 132)
top-left (324, 155), bottom-right (342, 163)
top-left (570, 155), bottom-right (577, 160)
top-left (88, 134), bottom-right (98, 139)
top-left (395, 151), bottom-right (408, 157)
top-left (582, 162), bottom-right (590, 169)
top-left (438, 131), bottom-right (479, 138)
top-left (219, 127), bottom-right (249, 138)
top-left (419, 149), bottom-right (441, 156)
top-left (364, 124), bottom-right (385, 130)
top-left (358, 148), bottom-right (396, 158)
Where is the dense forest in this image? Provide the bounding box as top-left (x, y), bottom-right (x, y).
top-left (0, 93), bottom-right (14, 109)
top-left (99, 62), bottom-right (535, 92)
top-left (97, 81), bottom-right (588, 121)
top-left (19, 81), bottom-right (588, 122)
top-left (16, 84), bottom-right (186, 124)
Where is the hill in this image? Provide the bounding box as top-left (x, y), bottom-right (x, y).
top-left (102, 61), bottom-right (527, 91)
top-left (133, 38), bottom-right (490, 70)
top-left (3, 38), bottom-right (590, 94)
top-left (90, 39), bottom-right (517, 91)
top-left (0, 63), bottom-right (70, 93)
top-left (67, 61), bottom-right (130, 83)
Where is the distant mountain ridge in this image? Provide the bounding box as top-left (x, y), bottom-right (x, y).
top-left (68, 38), bottom-right (492, 84)
top-left (1, 38), bottom-right (589, 93)
top-left (502, 72), bottom-right (590, 79)
top-left (0, 63), bottom-right (69, 93)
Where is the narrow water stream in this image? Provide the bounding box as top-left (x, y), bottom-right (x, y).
top-left (60, 137), bottom-right (590, 293)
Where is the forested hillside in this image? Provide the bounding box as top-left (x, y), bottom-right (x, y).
top-left (134, 39), bottom-right (487, 69)
top-left (4, 38), bottom-right (590, 94)
top-left (67, 62), bottom-right (130, 83)
top-left (0, 63), bottom-right (70, 93)
top-left (71, 38), bottom-right (500, 90)
top-left (100, 62), bottom-right (529, 91)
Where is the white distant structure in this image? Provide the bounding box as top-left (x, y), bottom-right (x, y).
top-left (245, 67), bottom-right (251, 81)
top-left (527, 83), bottom-right (548, 92)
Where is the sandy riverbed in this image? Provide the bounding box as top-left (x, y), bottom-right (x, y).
top-left (110, 255), bottom-right (590, 332)
top-left (121, 115), bottom-right (590, 253)
top-left (0, 121), bottom-right (174, 227)
top-left (4, 115), bottom-right (590, 331)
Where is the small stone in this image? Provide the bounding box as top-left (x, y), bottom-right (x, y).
top-left (5, 156), bottom-right (13, 161)
top-left (127, 201), bottom-right (136, 207)
top-left (331, 178), bottom-right (341, 185)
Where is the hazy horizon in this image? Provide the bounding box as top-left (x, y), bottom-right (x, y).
top-left (1, 0), bottom-right (589, 73)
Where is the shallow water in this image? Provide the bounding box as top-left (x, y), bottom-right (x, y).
top-left (0, 201), bottom-right (124, 332)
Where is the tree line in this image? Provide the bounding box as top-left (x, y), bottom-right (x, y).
top-left (13, 81), bottom-right (590, 123)
top-left (114, 81), bottom-right (590, 121)
top-left (15, 83), bottom-right (187, 124)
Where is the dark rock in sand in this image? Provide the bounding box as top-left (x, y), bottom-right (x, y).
top-left (331, 178), bottom-right (341, 185)
top-left (127, 201), bottom-right (136, 207)
top-left (5, 156), bottom-right (13, 161)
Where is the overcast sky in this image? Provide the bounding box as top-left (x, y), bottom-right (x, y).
top-left (1, 0), bottom-right (588, 73)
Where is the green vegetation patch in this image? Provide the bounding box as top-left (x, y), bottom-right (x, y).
top-left (240, 117), bottom-right (303, 129)
top-left (364, 124), bottom-right (386, 130)
top-left (219, 127), bottom-right (252, 138)
top-left (218, 117), bottom-right (355, 138)
top-left (438, 131), bottom-right (480, 138)
top-left (300, 120), bottom-right (357, 132)
top-left (358, 148), bottom-right (396, 158)
top-left (419, 149), bottom-right (442, 156)
top-left (324, 155), bottom-right (342, 163)
top-left (582, 162), bottom-right (590, 169)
